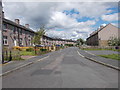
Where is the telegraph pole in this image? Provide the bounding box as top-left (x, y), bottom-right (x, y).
top-left (0, 0), bottom-right (2, 64)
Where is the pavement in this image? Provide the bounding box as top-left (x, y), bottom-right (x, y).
top-left (85, 50), bottom-right (118, 55)
top-left (2, 47), bottom-right (119, 88)
top-left (78, 49), bottom-right (119, 68)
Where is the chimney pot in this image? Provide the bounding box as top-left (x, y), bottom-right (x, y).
top-left (15, 19), bottom-right (20, 24)
top-left (100, 25), bottom-right (104, 29)
top-left (25, 24), bottom-right (29, 28)
top-left (2, 11), bottom-right (4, 18)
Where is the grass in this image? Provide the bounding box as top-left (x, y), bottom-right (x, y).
top-left (20, 50), bottom-right (51, 56)
top-left (81, 48), bottom-right (120, 51)
top-left (98, 54), bottom-right (120, 60)
top-left (20, 51), bottom-right (36, 56)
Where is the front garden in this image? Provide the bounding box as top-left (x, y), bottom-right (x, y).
top-left (2, 46), bottom-right (63, 63)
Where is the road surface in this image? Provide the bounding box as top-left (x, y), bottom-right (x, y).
top-left (2, 47), bottom-right (118, 88)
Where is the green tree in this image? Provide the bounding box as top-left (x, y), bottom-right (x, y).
top-left (32, 26), bottom-right (46, 54)
top-left (32, 26), bottom-right (46, 45)
top-left (77, 38), bottom-right (85, 46)
top-left (108, 37), bottom-right (120, 46)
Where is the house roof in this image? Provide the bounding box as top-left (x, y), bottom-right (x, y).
top-left (87, 23), bottom-right (117, 39)
top-left (3, 18), bottom-right (76, 42)
top-left (42, 35), bottom-right (76, 42)
top-left (3, 18), bottom-right (35, 33)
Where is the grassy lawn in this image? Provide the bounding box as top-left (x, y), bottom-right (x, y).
top-left (20, 50), bottom-right (51, 56)
top-left (98, 54), bottom-right (120, 60)
top-left (20, 51), bottom-right (36, 56)
top-left (81, 48), bottom-right (120, 51)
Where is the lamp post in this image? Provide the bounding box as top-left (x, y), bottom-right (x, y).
top-left (0, 1), bottom-right (3, 64)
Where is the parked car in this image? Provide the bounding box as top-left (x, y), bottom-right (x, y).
top-left (35, 45), bottom-right (44, 47)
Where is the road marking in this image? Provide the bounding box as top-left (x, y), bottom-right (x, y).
top-left (77, 51), bottom-right (85, 58)
top-left (0, 62), bottom-right (33, 77)
top-left (87, 57), bottom-right (120, 71)
top-left (0, 55), bottom-right (50, 77)
top-left (0, 61), bottom-right (13, 66)
top-left (84, 50), bottom-right (95, 56)
top-left (77, 50), bottom-right (120, 71)
top-left (36, 55), bottom-right (49, 62)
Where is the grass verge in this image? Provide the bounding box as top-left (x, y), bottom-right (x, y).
top-left (20, 51), bottom-right (36, 56)
top-left (98, 54), bottom-right (120, 60)
top-left (81, 48), bottom-right (120, 51)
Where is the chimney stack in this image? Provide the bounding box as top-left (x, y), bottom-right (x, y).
top-left (25, 24), bottom-right (29, 28)
top-left (100, 25), bottom-right (104, 29)
top-left (15, 19), bottom-right (20, 24)
top-left (2, 11), bottom-right (4, 18)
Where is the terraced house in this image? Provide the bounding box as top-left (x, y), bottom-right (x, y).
top-left (86, 23), bottom-right (119, 46)
top-left (2, 11), bottom-right (76, 49)
top-left (40, 35), bottom-right (76, 46)
top-left (2, 12), bottom-right (35, 49)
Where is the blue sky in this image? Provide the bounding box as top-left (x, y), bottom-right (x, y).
top-left (63, 6), bottom-right (119, 28)
top-left (3, 2), bottom-right (119, 40)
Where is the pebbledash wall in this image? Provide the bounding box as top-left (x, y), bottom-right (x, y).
top-left (86, 23), bottom-right (119, 46)
top-left (2, 12), bottom-right (35, 49)
top-left (2, 12), bottom-right (76, 49)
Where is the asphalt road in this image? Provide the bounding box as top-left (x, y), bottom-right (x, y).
top-left (2, 47), bottom-right (118, 88)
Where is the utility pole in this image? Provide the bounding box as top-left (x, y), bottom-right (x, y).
top-left (0, 0), bottom-right (2, 64)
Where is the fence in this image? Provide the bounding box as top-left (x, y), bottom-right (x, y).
top-left (2, 49), bottom-right (21, 64)
top-left (2, 46), bottom-right (63, 63)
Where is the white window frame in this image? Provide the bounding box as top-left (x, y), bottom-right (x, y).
top-left (20, 38), bottom-right (23, 45)
top-left (3, 36), bottom-right (8, 45)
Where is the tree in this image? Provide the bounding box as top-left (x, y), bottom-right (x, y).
top-left (77, 38), bottom-right (85, 46)
top-left (32, 26), bottom-right (46, 54)
top-left (108, 37), bottom-right (120, 46)
top-left (32, 26), bottom-right (46, 45)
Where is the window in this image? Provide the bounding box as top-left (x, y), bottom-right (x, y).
top-left (3, 23), bottom-right (7, 30)
top-left (8, 24), bottom-right (14, 30)
top-left (20, 29), bottom-right (22, 35)
top-left (13, 27), bottom-right (17, 33)
top-left (28, 35), bottom-right (31, 39)
top-left (19, 38), bottom-right (23, 46)
top-left (3, 36), bottom-right (8, 45)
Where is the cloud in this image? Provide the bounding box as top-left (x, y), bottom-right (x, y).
top-left (46, 11), bottom-right (96, 40)
top-left (101, 13), bottom-right (118, 21)
top-left (3, 2), bottom-right (118, 40)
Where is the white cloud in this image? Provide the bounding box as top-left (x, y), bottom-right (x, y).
top-left (46, 11), bottom-right (96, 40)
top-left (3, 2), bottom-right (118, 40)
top-left (111, 23), bottom-right (118, 27)
top-left (101, 13), bottom-right (118, 21)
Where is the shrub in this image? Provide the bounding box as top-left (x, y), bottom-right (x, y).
top-left (65, 44), bottom-right (73, 47)
top-left (26, 48), bottom-right (34, 52)
top-left (40, 48), bottom-right (47, 52)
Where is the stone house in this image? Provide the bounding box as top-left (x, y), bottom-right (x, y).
top-left (40, 35), bottom-right (76, 46)
top-left (2, 11), bottom-right (76, 49)
top-left (2, 12), bottom-right (35, 49)
top-left (86, 23), bottom-right (119, 46)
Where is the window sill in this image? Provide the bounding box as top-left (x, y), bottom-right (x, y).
top-left (3, 44), bottom-right (9, 46)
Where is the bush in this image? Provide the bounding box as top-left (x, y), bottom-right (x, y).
top-left (108, 37), bottom-right (120, 46)
top-left (65, 44), bottom-right (73, 47)
top-left (40, 49), bottom-right (47, 51)
top-left (26, 48), bottom-right (34, 52)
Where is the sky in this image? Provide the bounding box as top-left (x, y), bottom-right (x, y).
top-left (2, 1), bottom-right (119, 40)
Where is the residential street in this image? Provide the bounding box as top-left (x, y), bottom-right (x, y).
top-left (2, 47), bottom-right (118, 88)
